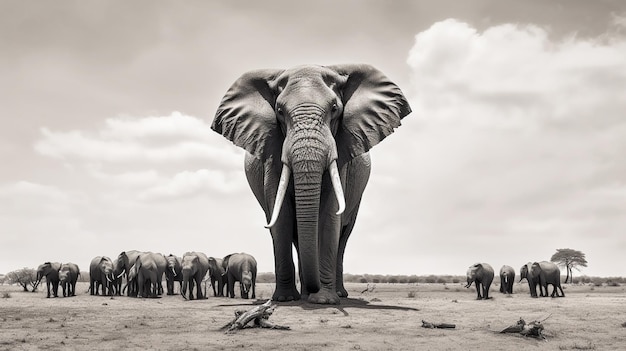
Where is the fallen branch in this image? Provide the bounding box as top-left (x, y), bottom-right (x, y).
top-left (222, 300), bottom-right (290, 333)
top-left (500, 316), bottom-right (550, 340)
top-left (421, 320), bottom-right (456, 329)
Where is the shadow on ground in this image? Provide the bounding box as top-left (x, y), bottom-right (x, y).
top-left (218, 298), bottom-right (419, 316)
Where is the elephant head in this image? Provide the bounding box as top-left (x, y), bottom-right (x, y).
top-left (212, 64), bottom-right (411, 295)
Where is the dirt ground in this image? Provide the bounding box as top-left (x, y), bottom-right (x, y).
top-left (1, 282), bottom-right (625, 350)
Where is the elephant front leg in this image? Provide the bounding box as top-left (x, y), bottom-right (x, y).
top-left (306, 205), bottom-right (341, 305)
top-left (475, 283), bottom-right (482, 300)
top-left (336, 219), bottom-right (357, 298)
top-left (269, 216), bottom-right (300, 302)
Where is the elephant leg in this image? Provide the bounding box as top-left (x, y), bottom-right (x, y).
top-left (475, 283), bottom-right (482, 299)
top-left (252, 279), bottom-right (256, 299)
top-left (46, 282), bottom-right (51, 298)
top-left (336, 155), bottom-right (370, 299)
top-left (269, 218), bottom-right (300, 301)
top-left (227, 274), bottom-right (235, 298)
top-left (195, 275), bottom-right (203, 299)
top-left (483, 283), bottom-right (491, 299)
top-left (336, 219), bottom-right (357, 298)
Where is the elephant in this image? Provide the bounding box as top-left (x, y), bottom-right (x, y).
top-left (35, 262), bottom-right (62, 298)
top-left (465, 263), bottom-right (494, 300)
top-left (520, 262), bottom-right (546, 298)
top-left (223, 253), bottom-right (257, 299)
top-left (89, 256), bottom-right (115, 296)
top-left (211, 64), bottom-right (411, 304)
top-left (499, 265), bottom-right (515, 294)
top-left (530, 261), bottom-right (565, 298)
top-left (116, 250), bottom-right (144, 297)
top-left (208, 257), bottom-right (226, 297)
top-left (134, 252), bottom-right (163, 298)
top-left (181, 251), bottom-right (210, 300)
top-left (165, 254), bottom-right (183, 295)
top-left (58, 263), bottom-right (80, 297)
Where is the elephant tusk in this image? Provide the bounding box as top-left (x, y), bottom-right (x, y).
top-left (329, 160), bottom-right (345, 215)
top-left (171, 267), bottom-right (177, 277)
top-left (117, 269), bottom-right (126, 279)
top-left (265, 164), bottom-right (291, 229)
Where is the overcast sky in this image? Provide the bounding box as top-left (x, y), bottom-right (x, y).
top-left (1, 1), bottom-right (625, 278)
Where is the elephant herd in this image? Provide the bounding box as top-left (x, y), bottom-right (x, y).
top-left (465, 261), bottom-right (565, 300)
top-left (35, 251), bottom-right (257, 301)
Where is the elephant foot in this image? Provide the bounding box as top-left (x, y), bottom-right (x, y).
top-left (336, 286), bottom-right (349, 298)
top-left (307, 290), bottom-right (340, 305)
top-left (272, 285), bottom-right (301, 302)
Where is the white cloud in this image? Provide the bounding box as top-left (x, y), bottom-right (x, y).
top-left (34, 111), bottom-right (243, 168)
top-left (349, 19), bottom-right (626, 276)
top-left (139, 169), bottom-right (247, 200)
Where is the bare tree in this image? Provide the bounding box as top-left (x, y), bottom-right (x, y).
top-left (6, 268), bottom-right (38, 292)
top-left (551, 249), bottom-right (588, 283)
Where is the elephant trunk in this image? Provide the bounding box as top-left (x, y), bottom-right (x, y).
top-left (294, 169), bottom-right (322, 294)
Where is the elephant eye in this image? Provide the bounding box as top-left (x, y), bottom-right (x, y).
top-left (276, 107), bottom-right (284, 116)
top-left (331, 103), bottom-right (338, 113)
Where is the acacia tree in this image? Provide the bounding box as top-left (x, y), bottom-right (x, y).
top-left (551, 249), bottom-right (588, 283)
top-left (6, 268), bottom-right (38, 292)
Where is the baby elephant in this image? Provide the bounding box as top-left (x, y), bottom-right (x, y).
top-left (466, 263), bottom-right (494, 300)
top-left (223, 253), bottom-right (257, 299)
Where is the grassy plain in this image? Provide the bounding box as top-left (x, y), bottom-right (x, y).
top-left (1, 282), bottom-right (625, 350)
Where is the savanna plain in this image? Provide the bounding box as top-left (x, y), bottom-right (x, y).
top-left (1, 282), bottom-right (625, 351)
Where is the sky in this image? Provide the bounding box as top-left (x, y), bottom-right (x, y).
top-left (1, 0), bottom-right (625, 278)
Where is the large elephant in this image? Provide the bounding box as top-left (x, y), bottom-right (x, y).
top-left (465, 263), bottom-right (494, 300)
top-left (35, 262), bottom-right (62, 298)
top-left (58, 263), bottom-right (80, 297)
top-left (181, 251), bottom-right (209, 300)
top-left (499, 265), bottom-right (515, 294)
top-left (223, 253), bottom-right (257, 299)
top-left (116, 250), bottom-right (144, 297)
top-left (208, 257), bottom-right (226, 297)
top-left (531, 261), bottom-right (565, 298)
top-left (89, 256), bottom-right (115, 296)
top-left (165, 254), bottom-right (183, 295)
top-left (212, 64), bottom-right (411, 304)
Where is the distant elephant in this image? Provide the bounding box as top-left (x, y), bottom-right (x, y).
top-left (165, 254), bottom-right (183, 295)
top-left (499, 265), bottom-right (515, 294)
top-left (466, 263), bottom-right (494, 300)
top-left (530, 261), bottom-right (565, 298)
top-left (35, 262), bottom-right (62, 298)
top-left (208, 257), bottom-right (226, 297)
top-left (135, 252), bottom-right (162, 298)
top-left (116, 250), bottom-right (144, 297)
top-left (89, 256), bottom-right (115, 296)
top-left (223, 253), bottom-right (257, 299)
top-left (58, 263), bottom-right (80, 297)
top-left (520, 262), bottom-right (545, 298)
top-left (181, 251), bottom-right (210, 300)
top-left (212, 64), bottom-right (411, 304)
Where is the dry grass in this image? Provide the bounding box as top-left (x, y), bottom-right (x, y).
top-left (0, 282), bottom-right (625, 350)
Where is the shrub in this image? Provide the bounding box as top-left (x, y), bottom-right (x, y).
top-left (2, 292), bottom-right (10, 298)
top-left (407, 291), bottom-right (416, 298)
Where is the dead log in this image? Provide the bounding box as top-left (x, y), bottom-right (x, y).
top-left (222, 300), bottom-right (290, 333)
top-left (500, 316), bottom-right (548, 340)
top-left (421, 320), bottom-right (456, 329)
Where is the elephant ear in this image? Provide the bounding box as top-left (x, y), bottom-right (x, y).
top-left (328, 64), bottom-right (412, 162)
top-left (212, 69), bottom-right (285, 159)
